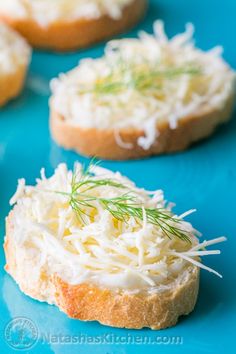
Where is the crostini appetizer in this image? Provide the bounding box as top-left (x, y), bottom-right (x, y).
top-left (50, 21), bottom-right (235, 160)
top-left (0, 0), bottom-right (146, 51)
top-left (0, 22), bottom-right (31, 107)
top-left (5, 162), bottom-right (226, 329)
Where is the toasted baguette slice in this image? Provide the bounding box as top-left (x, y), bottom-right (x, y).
top-left (50, 94), bottom-right (234, 160)
top-left (4, 222), bottom-right (199, 329)
top-left (49, 21), bottom-right (235, 160)
top-left (0, 0), bottom-right (146, 51)
top-left (0, 23), bottom-right (31, 107)
top-left (4, 163), bottom-right (225, 329)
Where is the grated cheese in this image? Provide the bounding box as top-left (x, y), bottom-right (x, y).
top-left (8, 163), bottom-right (226, 291)
top-left (0, 0), bottom-right (134, 27)
top-left (0, 23), bottom-right (31, 75)
top-left (50, 20), bottom-right (236, 150)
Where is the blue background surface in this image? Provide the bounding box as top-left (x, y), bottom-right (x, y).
top-left (0, 0), bottom-right (236, 353)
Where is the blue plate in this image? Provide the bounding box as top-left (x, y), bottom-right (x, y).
top-left (0, 0), bottom-right (235, 353)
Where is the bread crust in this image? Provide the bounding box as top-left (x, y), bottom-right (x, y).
top-left (0, 0), bottom-right (146, 51)
top-left (50, 93), bottom-right (235, 160)
top-left (5, 211), bottom-right (199, 329)
top-left (0, 65), bottom-right (27, 106)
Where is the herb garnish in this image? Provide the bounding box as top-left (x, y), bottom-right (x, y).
top-left (53, 162), bottom-right (192, 243)
top-left (78, 60), bottom-right (201, 96)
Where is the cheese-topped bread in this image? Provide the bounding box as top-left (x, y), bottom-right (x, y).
top-left (0, 22), bottom-right (31, 106)
top-left (50, 21), bottom-right (235, 160)
top-left (0, 0), bottom-right (146, 51)
top-left (4, 162), bottom-right (226, 329)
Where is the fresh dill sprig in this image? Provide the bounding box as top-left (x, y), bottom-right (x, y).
top-left (57, 163), bottom-right (192, 243)
top-left (78, 61), bottom-right (201, 96)
top-left (99, 199), bottom-right (191, 243)
top-left (71, 160), bottom-right (127, 194)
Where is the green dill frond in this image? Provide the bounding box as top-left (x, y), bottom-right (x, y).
top-left (47, 162), bottom-right (192, 243)
top-left (60, 164), bottom-right (192, 243)
top-left (78, 59), bottom-right (202, 96)
top-left (79, 157), bottom-right (100, 180)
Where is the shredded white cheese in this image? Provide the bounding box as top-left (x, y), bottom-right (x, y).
top-left (50, 20), bottom-right (235, 150)
top-left (0, 23), bottom-right (31, 75)
top-left (0, 0), bottom-right (134, 27)
top-left (8, 163), bottom-right (226, 291)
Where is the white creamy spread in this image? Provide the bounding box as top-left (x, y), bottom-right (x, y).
top-left (9, 163), bottom-right (226, 291)
top-left (50, 20), bottom-right (235, 150)
top-left (0, 0), bottom-right (134, 26)
top-left (0, 23), bottom-right (31, 75)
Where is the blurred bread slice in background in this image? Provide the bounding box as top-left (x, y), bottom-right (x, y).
top-left (49, 21), bottom-right (235, 160)
top-left (0, 22), bottom-right (31, 107)
top-left (0, 0), bottom-right (147, 51)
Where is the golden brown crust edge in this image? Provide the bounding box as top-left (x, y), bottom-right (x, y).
top-left (50, 93), bottom-right (235, 160)
top-left (0, 0), bottom-right (147, 51)
top-left (0, 64), bottom-right (27, 107)
top-left (5, 212), bottom-right (199, 329)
